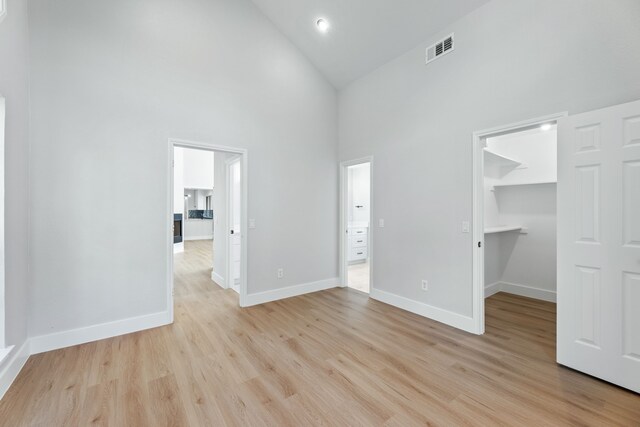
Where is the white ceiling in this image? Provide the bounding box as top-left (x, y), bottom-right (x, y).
top-left (250, 0), bottom-right (489, 88)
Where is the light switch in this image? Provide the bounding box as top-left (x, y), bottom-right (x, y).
top-left (378, 219), bottom-right (385, 228)
top-left (249, 219), bottom-right (256, 229)
top-left (462, 221), bottom-right (470, 233)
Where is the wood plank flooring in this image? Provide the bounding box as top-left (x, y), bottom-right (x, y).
top-left (0, 240), bottom-right (638, 426)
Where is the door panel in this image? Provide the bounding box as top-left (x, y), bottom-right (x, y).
top-left (558, 99), bottom-right (640, 393)
top-left (623, 115), bottom-right (640, 147)
top-left (623, 272), bottom-right (640, 361)
top-left (623, 161), bottom-right (640, 246)
top-left (229, 159), bottom-right (241, 290)
top-left (575, 265), bottom-right (601, 348)
top-left (575, 165), bottom-right (600, 243)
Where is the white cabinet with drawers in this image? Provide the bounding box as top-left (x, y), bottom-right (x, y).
top-left (348, 226), bottom-right (369, 263)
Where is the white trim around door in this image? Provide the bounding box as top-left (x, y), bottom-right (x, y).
top-left (339, 156), bottom-right (374, 293)
top-left (471, 112), bottom-right (567, 335)
top-left (168, 139), bottom-right (249, 314)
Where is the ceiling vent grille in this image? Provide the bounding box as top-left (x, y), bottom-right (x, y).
top-left (426, 34), bottom-right (454, 64)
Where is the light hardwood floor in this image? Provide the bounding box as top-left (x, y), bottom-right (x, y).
top-left (348, 261), bottom-right (369, 294)
top-left (1, 240), bottom-right (639, 426)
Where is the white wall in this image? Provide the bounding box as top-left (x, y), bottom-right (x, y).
top-left (484, 128), bottom-right (557, 229)
top-left (0, 0), bottom-right (30, 355)
top-left (28, 0), bottom-right (338, 337)
top-left (483, 234), bottom-right (502, 288)
top-left (347, 163), bottom-right (370, 225)
top-left (339, 0), bottom-right (640, 319)
top-left (486, 128), bottom-right (557, 185)
top-left (483, 176), bottom-right (500, 228)
top-left (490, 184), bottom-right (557, 296)
top-left (212, 152), bottom-right (229, 282)
top-left (183, 148), bottom-right (214, 190)
top-left (173, 147), bottom-right (184, 214)
top-left (175, 147), bottom-right (214, 215)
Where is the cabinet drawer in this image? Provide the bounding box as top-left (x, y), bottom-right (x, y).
top-left (350, 235), bottom-right (368, 248)
top-left (349, 227), bottom-right (368, 236)
top-left (349, 246), bottom-right (368, 261)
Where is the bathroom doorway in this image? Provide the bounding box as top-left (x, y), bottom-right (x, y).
top-left (340, 157), bottom-right (373, 294)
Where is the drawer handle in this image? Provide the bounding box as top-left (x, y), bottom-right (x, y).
top-left (357, 240), bottom-right (363, 243)
top-left (356, 231), bottom-right (364, 234)
top-left (357, 252), bottom-right (363, 255)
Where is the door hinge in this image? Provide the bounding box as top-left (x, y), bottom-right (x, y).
top-left (478, 241), bottom-right (482, 248)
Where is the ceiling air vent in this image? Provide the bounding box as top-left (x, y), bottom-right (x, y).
top-left (426, 34), bottom-right (454, 64)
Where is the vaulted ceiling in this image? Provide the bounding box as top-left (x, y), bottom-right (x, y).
top-left (250, 0), bottom-right (489, 88)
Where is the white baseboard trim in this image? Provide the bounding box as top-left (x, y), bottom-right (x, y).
top-left (485, 281), bottom-right (556, 303)
top-left (501, 281), bottom-right (557, 302)
top-left (0, 346), bottom-right (13, 366)
top-left (0, 341), bottom-right (30, 400)
top-left (184, 235), bottom-right (213, 241)
top-left (485, 281), bottom-right (502, 298)
top-left (245, 277), bottom-right (340, 306)
top-left (30, 310), bottom-right (172, 355)
top-left (211, 270), bottom-right (226, 288)
top-left (173, 242), bottom-right (184, 253)
top-left (370, 288), bottom-right (477, 334)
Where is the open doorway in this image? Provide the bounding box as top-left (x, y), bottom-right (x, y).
top-left (472, 113), bottom-right (565, 334)
top-left (341, 158), bottom-right (372, 294)
top-left (168, 140), bottom-right (248, 316)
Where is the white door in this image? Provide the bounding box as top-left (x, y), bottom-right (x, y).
top-left (558, 99), bottom-right (640, 393)
top-left (229, 159), bottom-right (241, 292)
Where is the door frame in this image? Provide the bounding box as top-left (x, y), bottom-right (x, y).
top-left (0, 96), bottom-right (5, 348)
top-left (225, 155), bottom-right (242, 294)
top-left (168, 138), bottom-right (249, 319)
top-left (471, 112), bottom-right (567, 334)
top-left (339, 156), bottom-right (374, 292)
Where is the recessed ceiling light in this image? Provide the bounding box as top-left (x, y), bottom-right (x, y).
top-left (316, 18), bottom-right (329, 33)
top-left (540, 123), bottom-right (552, 131)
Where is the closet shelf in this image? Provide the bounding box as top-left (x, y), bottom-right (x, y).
top-left (493, 181), bottom-right (556, 188)
top-left (484, 225), bottom-right (523, 234)
top-left (484, 149), bottom-right (522, 169)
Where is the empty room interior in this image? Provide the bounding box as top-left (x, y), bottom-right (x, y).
top-left (0, 0), bottom-right (639, 425)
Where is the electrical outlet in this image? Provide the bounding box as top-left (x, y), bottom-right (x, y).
top-left (249, 218), bottom-right (256, 229)
top-left (462, 221), bottom-right (470, 233)
top-left (379, 219), bottom-right (385, 228)
top-left (421, 280), bottom-right (428, 291)
top-left (277, 268), bottom-right (284, 279)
